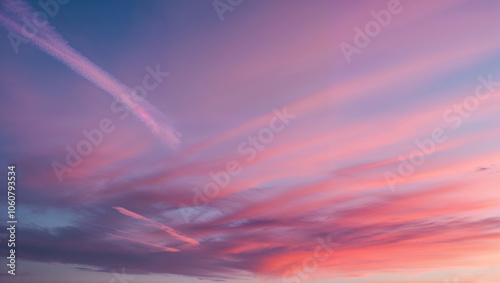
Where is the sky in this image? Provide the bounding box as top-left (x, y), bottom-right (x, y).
top-left (0, 0), bottom-right (500, 282)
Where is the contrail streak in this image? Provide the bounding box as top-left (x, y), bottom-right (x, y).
top-left (113, 206), bottom-right (199, 246)
top-left (0, 0), bottom-right (181, 149)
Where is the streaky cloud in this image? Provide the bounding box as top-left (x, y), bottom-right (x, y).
top-left (0, 0), bottom-right (181, 148)
top-left (113, 206), bottom-right (199, 246)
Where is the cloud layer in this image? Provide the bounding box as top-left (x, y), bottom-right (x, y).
top-left (1, 0), bottom-right (500, 282)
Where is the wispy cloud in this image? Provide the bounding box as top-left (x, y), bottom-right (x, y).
top-left (0, 0), bottom-right (181, 148)
top-left (113, 206), bottom-right (199, 246)
top-left (2, 0), bottom-right (500, 282)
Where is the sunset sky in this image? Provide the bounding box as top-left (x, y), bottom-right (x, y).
top-left (1, 0), bottom-right (500, 282)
